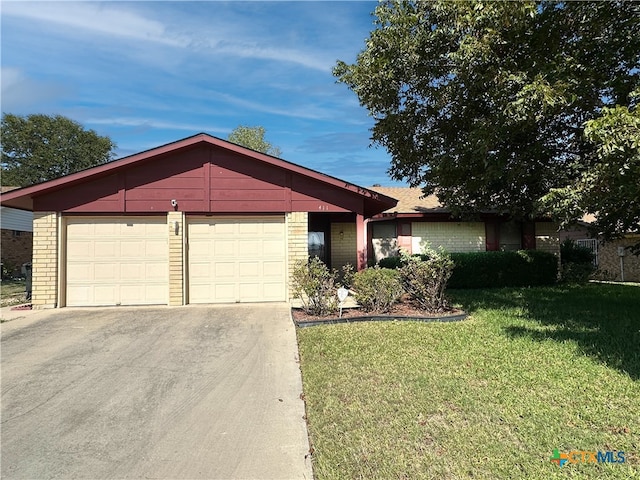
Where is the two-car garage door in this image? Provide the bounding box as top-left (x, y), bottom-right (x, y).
top-left (65, 216), bottom-right (287, 306)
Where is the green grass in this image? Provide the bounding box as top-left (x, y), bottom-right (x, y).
top-left (1, 278), bottom-right (27, 307)
top-left (297, 284), bottom-right (640, 479)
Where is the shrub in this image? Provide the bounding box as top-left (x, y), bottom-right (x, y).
top-left (351, 267), bottom-right (403, 312)
top-left (291, 257), bottom-right (338, 316)
top-left (448, 250), bottom-right (558, 288)
top-left (560, 239), bottom-right (594, 264)
top-left (560, 239), bottom-right (595, 284)
top-left (338, 263), bottom-right (355, 289)
top-left (378, 256), bottom-right (404, 269)
top-left (399, 249), bottom-right (453, 313)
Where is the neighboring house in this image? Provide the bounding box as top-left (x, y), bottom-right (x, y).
top-left (559, 219), bottom-right (640, 282)
top-left (0, 134), bottom-right (396, 308)
top-left (1, 186), bottom-right (34, 276)
top-left (367, 187), bottom-right (560, 263)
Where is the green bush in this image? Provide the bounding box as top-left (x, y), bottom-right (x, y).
top-left (448, 250), bottom-right (558, 288)
top-left (399, 250), bottom-right (453, 312)
top-left (560, 239), bottom-right (595, 284)
top-left (560, 239), bottom-right (594, 264)
top-left (351, 267), bottom-right (403, 312)
top-left (291, 257), bottom-right (338, 316)
top-left (378, 256), bottom-right (404, 269)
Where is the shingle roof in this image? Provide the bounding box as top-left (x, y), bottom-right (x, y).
top-left (371, 186), bottom-right (600, 225)
top-left (368, 186), bottom-right (446, 214)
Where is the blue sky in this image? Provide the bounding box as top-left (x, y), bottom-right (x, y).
top-left (2, 1), bottom-right (404, 187)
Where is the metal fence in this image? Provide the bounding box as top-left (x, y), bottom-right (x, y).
top-left (576, 238), bottom-right (598, 266)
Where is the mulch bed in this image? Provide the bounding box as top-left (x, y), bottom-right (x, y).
top-left (10, 304), bottom-right (32, 311)
top-left (292, 298), bottom-right (467, 327)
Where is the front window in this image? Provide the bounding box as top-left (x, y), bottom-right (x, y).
top-left (308, 231), bottom-right (326, 263)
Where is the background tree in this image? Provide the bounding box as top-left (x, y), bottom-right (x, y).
top-left (543, 91), bottom-right (640, 249)
top-left (1, 113), bottom-right (116, 187)
top-left (334, 0), bottom-right (639, 242)
top-left (228, 125), bottom-right (282, 157)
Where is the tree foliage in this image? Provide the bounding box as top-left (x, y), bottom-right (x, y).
top-left (543, 93), bottom-right (640, 244)
top-left (227, 125), bottom-right (282, 157)
top-left (1, 113), bottom-right (116, 187)
top-left (335, 0), bottom-right (640, 241)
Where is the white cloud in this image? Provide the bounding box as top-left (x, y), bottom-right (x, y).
top-left (84, 117), bottom-right (230, 135)
top-left (2, 2), bottom-right (188, 47)
top-left (2, 1), bottom-right (332, 71)
top-left (1, 67), bottom-right (68, 112)
top-left (210, 91), bottom-right (333, 120)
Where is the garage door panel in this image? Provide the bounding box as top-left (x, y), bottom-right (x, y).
top-left (95, 263), bottom-right (118, 281)
top-left (94, 286), bottom-right (117, 305)
top-left (238, 239), bottom-right (260, 256)
top-left (67, 240), bottom-right (92, 258)
top-left (145, 239), bottom-right (168, 256)
top-left (93, 241), bottom-right (118, 258)
top-left (119, 284), bottom-right (166, 305)
top-left (238, 223), bottom-right (260, 234)
top-left (94, 223), bottom-right (120, 236)
top-left (66, 217), bottom-right (168, 306)
top-left (118, 240), bottom-right (145, 257)
top-left (239, 283), bottom-right (260, 302)
top-left (145, 262), bottom-right (168, 278)
top-left (263, 239), bottom-right (284, 255)
top-left (189, 284), bottom-right (210, 301)
top-left (214, 284), bottom-right (236, 303)
top-left (67, 263), bottom-right (93, 279)
top-left (189, 262), bottom-right (212, 279)
top-left (213, 262), bottom-right (236, 278)
top-left (120, 263), bottom-right (145, 278)
top-left (212, 240), bottom-right (235, 256)
top-left (262, 222), bottom-right (283, 234)
top-left (188, 216), bottom-right (285, 304)
top-left (238, 261), bottom-right (259, 277)
top-left (214, 222), bottom-right (235, 235)
top-left (189, 240), bottom-right (212, 256)
top-left (66, 285), bottom-right (94, 306)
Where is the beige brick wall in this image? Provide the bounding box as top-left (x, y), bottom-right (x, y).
top-left (535, 222), bottom-right (560, 256)
top-left (331, 222), bottom-right (357, 270)
top-left (167, 212), bottom-right (184, 306)
top-left (32, 212), bottom-right (58, 308)
top-left (597, 237), bottom-right (640, 282)
top-left (412, 222), bottom-right (485, 253)
top-left (287, 212), bottom-right (308, 299)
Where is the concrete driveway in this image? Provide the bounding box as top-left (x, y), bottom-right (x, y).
top-left (1, 304), bottom-right (313, 479)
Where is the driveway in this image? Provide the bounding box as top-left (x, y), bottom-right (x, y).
top-left (1, 304), bottom-right (313, 479)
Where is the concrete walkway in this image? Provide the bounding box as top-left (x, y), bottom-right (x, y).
top-left (1, 304), bottom-right (313, 479)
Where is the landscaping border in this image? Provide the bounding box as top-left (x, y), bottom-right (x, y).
top-left (294, 311), bottom-right (468, 328)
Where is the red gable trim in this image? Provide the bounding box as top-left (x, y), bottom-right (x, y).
top-left (0, 133), bottom-right (397, 215)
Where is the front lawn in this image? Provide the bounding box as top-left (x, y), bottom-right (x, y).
top-left (297, 284), bottom-right (640, 479)
top-left (1, 278), bottom-right (27, 307)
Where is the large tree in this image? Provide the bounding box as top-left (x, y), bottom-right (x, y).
top-left (228, 125), bottom-right (282, 157)
top-left (1, 114), bottom-right (116, 187)
top-left (335, 0), bottom-right (640, 240)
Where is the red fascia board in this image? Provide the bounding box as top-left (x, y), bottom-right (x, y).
top-left (0, 133), bottom-right (397, 214)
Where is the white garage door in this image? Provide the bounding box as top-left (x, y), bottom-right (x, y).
top-left (66, 217), bottom-right (168, 306)
top-left (188, 216), bottom-right (286, 303)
